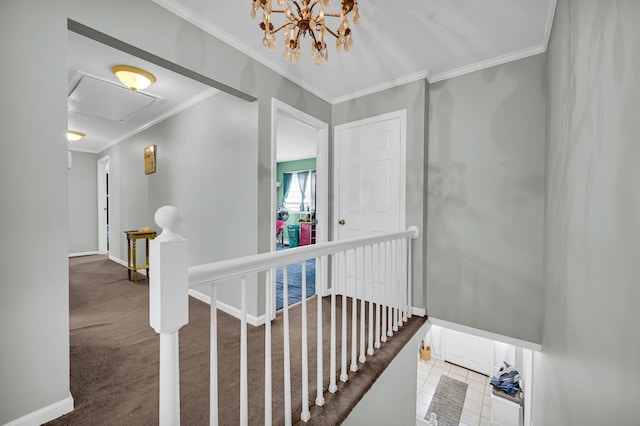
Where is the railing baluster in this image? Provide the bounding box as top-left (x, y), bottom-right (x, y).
top-left (350, 248), bottom-right (358, 372)
top-left (316, 256), bottom-right (325, 405)
top-left (407, 236), bottom-right (412, 319)
top-left (359, 246), bottom-right (366, 363)
top-left (340, 250), bottom-right (348, 382)
top-left (367, 245), bottom-right (374, 356)
top-left (375, 243), bottom-right (381, 349)
top-left (329, 254), bottom-right (338, 393)
top-left (156, 206), bottom-right (422, 426)
top-left (393, 239), bottom-right (399, 332)
top-left (403, 237), bottom-right (409, 322)
top-left (387, 240), bottom-right (393, 338)
top-left (301, 261), bottom-right (310, 422)
top-left (381, 241), bottom-right (388, 343)
top-left (240, 276), bottom-right (248, 426)
top-left (283, 267), bottom-right (292, 426)
top-left (210, 283), bottom-right (218, 426)
top-left (264, 271), bottom-right (272, 426)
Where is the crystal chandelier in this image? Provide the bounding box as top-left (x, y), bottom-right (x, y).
top-left (251, 0), bottom-right (360, 65)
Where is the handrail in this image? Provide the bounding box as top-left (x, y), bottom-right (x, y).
top-left (188, 225), bottom-right (419, 286)
top-left (150, 205), bottom-right (421, 425)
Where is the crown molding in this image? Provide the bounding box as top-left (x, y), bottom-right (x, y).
top-left (152, 0), bottom-right (333, 104)
top-left (70, 87), bottom-right (218, 154)
top-left (332, 69), bottom-right (431, 105)
top-left (428, 44), bottom-right (546, 84)
top-left (153, 0), bottom-right (558, 103)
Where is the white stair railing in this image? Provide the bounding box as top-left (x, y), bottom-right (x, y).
top-left (149, 206), bottom-right (420, 426)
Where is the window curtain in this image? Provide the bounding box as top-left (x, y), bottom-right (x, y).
top-left (297, 171), bottom-right (309, 211)
top-left (310, 170), bottom-right (316, 212)
top-left (281, 172), bottom-right (292, 206)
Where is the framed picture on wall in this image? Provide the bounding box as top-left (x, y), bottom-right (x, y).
top-left (144, 144), bottom-right (156, 175)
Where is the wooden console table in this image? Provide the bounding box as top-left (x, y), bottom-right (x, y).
top-left (124, 229), bottom-right (156, 283)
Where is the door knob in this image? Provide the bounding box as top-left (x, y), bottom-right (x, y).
top-left (339, 219), bottom-right (346, 225)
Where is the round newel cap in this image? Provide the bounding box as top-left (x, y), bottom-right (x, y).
top-left (154, 205), bottom-right (183, 240)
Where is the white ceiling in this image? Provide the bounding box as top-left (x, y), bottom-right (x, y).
top-left (153, 0), bottom-right (557, 104)
top-left (68, 0), bottom-right (556, 155)
top-left (67, 31), bottom-right (217, 153)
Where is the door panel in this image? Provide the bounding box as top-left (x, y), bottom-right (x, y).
top-left (334, 111), bottom-right (406, 299)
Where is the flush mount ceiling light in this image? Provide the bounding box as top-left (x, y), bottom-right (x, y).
top-left (251, 0), bottom-right (360, 65)
top-left (67, 130), bottom-right (86, 142)
top-left (111, 65), bottom-right (156, 92)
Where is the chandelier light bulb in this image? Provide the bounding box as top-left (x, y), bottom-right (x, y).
top-left (251, 0), bottom-right (360, 65)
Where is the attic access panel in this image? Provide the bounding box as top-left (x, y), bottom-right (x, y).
top-left (68, 74), bottom-right (160, 123)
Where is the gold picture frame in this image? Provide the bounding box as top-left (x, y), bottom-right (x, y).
top-left (144, 144), bottom-right (156, 175)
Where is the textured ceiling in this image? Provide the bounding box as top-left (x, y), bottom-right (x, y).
top-left (153, 0), bottom-right (557, 104)
top-left (68, 0), bottom-right (557, 154)
top-left (67, 31), bottom-right (216, 153)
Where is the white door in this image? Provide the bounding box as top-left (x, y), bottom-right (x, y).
top-left (333, 110), bottom-right (406, 298)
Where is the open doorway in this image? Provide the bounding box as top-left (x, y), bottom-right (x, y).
top-left (416, 322), bottom-right (538, 426)
top-left (270, 98), bottom-right (328, 313)
top-left (97, 155), bottom-right (110, 254)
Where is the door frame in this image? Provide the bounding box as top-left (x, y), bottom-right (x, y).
top-left (97, 155), bottom-right (110, 254)
top-left (270, 98), bottom-right (329, 317)
top-left (332, 109), bottom-right (407, 244)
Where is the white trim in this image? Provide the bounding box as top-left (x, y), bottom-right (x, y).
top-left (4, 394), bottom-right (74, 426)
top-left (270, 98), bottom-right (330, 318)
top-left (69, 251), bottom-right (99, 257)
top-left (109, 255), bottom-right (147, 276)
top-left (415, 415), bottom-right (431, 426)
top-left (332, 70), bottom-right (430, 105)
top-left (542, 0), bottom-right (558, 51)
top-left (428, 317), bottom-right (542, 352)
top-left (188, 288), bottom-right (266, 326)
top-left (429, 44), bottom-right (546, 83)
top-left (109, 255), bottom-right (127, 267)
top-left (72, 88), bottom-right (218, 154)
top-left (153, 0), bottom-right (556, 105)
top-left (411, 307), bottom-right (426, 317)
top-left (152, 0), bottom-right (332, 104)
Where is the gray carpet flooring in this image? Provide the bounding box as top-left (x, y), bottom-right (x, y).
top-left (426, 375), bottom-right (468, 426)
top-left (47, 255), bottom-right (427, 425)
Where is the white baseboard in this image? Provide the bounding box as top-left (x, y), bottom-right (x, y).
top-left (4, 394), bottom-right (74, 426)
top-left (415, 415), bottom-right (430, 426)
top-left (108, 255), bottom-right (147, 276)
top-left (412, 307), bottom-right (426, 317)
top-left (68, 251), bottom-right (98, 257)
top-left (188, 288), bottom-right (266, 326)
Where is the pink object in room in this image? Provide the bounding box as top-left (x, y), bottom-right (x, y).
top-left (276, 219), bottom-right (286, 245)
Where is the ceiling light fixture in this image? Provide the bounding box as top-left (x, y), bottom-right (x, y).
top-left (67, 130), bottom-right (86, 142)
top-left (251, 0), bottom-right (360, 65)
top-left (111, 65), bottom-right (156, 92)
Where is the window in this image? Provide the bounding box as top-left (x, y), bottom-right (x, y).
top-left (283, 170), bottom-right (315, 212)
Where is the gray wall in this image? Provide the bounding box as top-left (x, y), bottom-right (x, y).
top-left (344, 322), bottom-right (431, 426)
top-left (0, 2), bottom-right (70, 423)
top-left (68, 151), bottom-right (98, 254)
top-left (332, 79), bottom-right (429, 311)
top-left (101, 92), bottom-right (259, 312)
top-left (0, 0), bottom-right (329, 422)
top-left (427, 54), bottom-right (546, 344)
top-left (536, 0), bottom-right (640, 424)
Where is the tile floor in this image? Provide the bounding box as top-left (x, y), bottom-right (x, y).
top-left (416, 356), bottom-right (493, 426)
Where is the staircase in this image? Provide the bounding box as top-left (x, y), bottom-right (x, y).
top-left (149, 206), bottom-right (426, 425)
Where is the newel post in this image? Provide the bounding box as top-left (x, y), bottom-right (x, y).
top-left (149, 206), bottom-right (189, 426)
